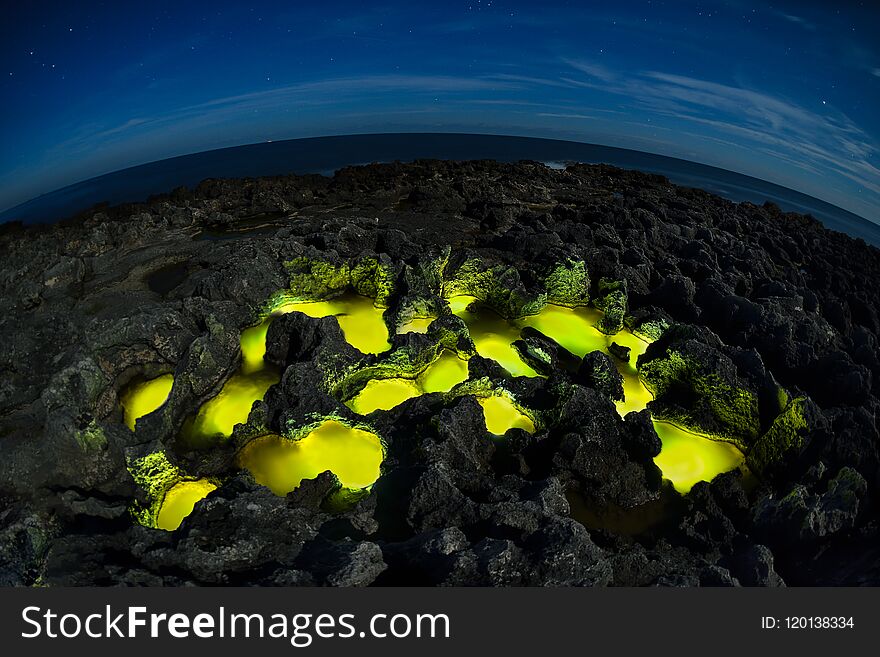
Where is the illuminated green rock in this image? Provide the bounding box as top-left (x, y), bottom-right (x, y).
top-left (543, 259), bottom-right (590, 306)
top-left (443, 254), bottom-right (544, 318)
top-left (747, 397), bottom-right (810, 475)
top-left (128, 451), bottom-right (217, 530)
top-left (627, 316), bottom-right (670, 342)
top-left (73, 419), bottom-right (108, 452)
top-left (127, 451), bottom-right (183, 528)
top-left (350, 256), bottom-right (396, 306)
top-left (282, 254), bottom-right (397, 305)
top-left (639, 341), bottom-right (761, 446)
top-left (284, 256), bottom-right (351, 299)
top-left (594, 278), bottom-right (627, 334)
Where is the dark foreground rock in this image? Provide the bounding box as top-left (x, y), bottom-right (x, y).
top-left (0, 160), bottom-right (878, 586)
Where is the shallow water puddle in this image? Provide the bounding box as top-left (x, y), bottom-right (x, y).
top-left (186, 369), bottom-right (280, 443)
top-left (397, 315), bottom-right (436, 334)
top-left (519, 304), bottom-right (608, 357)
top-left (448, 295), bottom-right (656, 414)
top-left (651, 420), bottom-right (745, 493)
top-left (347, 350), bottom-right (469, 414)
top-left (448, 295), bottom-right (539, 377)
top-left (237, 420), bottom-right (384, 495)
top-left (274, 293), bottom-right (391, 354)
top-left (184, 313), bottom-right (280, 447)
top-left (478, 395), bottom-right (536, 435)
top-left (156, 479), bottom-right (217, 531)
top-left (120, 373), bottom-right (174, 430)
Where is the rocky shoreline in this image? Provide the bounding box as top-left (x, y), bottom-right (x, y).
top-left (0, 160), bottom-right (878, 586)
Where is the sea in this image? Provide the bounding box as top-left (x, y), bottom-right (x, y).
top-left (2, 133), bottom-right (878, 246)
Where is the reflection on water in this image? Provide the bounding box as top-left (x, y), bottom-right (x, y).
top-left (449, 295), bottom-right (539, 377)
top-left (185, 369), bottom-right (280, 446)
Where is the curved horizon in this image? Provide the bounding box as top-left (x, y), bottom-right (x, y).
top-left (0, 130), bottom-right (872, 221)
top-left (2, 2), bottom-right (878, 224)
top-left (0, 132), bottom-right (880, 226)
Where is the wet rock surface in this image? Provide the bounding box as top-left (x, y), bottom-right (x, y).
top-left (0, 160), bottom-right (878, 586)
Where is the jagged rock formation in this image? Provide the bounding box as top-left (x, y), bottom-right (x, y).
top-left (0, 160), bottom-right (878, 586)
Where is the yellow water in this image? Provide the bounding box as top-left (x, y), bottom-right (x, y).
top-left (274, 293), bottom-right (391, 354)
top-left (397, 316), bottom-right (436, 334)
top-left (652, 421), bottom-right (745, 494)
top-left (156, 479), bottom-right (217, 531)
top-left (240, 318), bottom-right (272, 373)
top-left (237, 420), bottom-right (384, 495)
top-left (348, 378), bottom-right (422, 414)
top-left (520, 305), bottom-right (608, 357)
top-left (347, 350), bottom-right (470, 414)
top-left (419, 350), bottom-right (469, 393)
top-left (448, 295), bottom-right (655, 413)
top-left (120, 373), bottom-right (174, 431)
top-left (478, 395), bottom-right (536, 435)
top-left (448, 295), bottom-right (538, 377)
top-left (186, 369), bottom-right (280, 443)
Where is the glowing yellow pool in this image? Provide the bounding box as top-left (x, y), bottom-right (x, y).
top-left (274, 293), bottom-right (391, 354)
top-left (397, 316), bottom-right (436, 334)
top-left (239, 317), bottom-right (273, 373)
top-left (237, 420), bottom-right (384, 495)
top-left (652, 421), bottom-right (745, 493)
top-left (449, 295), bottom-right (538, 377)
top-left (186, 369), bottom-right (280, 444)
top-left (448, 295), bottom-right (655, 413)
top-left (349, 377), bottom-right (422, 414)
top-left (347, 350), bottom-right (470, 414)
top-left (120, 373), bottom-right (174, 431)
top-left (478, 395), bottom-right (536, 435)
top-left (156, 479), bottom-right (217, 531)
top-left (520, 305), bottom-right (608, 357)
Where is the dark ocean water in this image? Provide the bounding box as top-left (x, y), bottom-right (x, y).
top-left (3, 133), bottom-right (878, 246)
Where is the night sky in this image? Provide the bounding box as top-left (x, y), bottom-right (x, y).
top-left (2, 1), bottom-right (878, 221)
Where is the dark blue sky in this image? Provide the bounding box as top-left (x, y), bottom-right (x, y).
top-left (2, 1), bottom-right (878, 221)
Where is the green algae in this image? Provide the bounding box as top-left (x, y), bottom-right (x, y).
top-left (283, 255), bottom-right (396, 306)
top-left (543, 259), bottom-right (590, 306)
top-left (128, 452), bottom-right (216, 530)
top-left (594, 278), bottom-right (628, 334)
top-left (638, 349), bottom-right (760, 445)
top-left (74, 419), bottom-right (108, 452)
top-left (747, 397), bottom-right (809, 475)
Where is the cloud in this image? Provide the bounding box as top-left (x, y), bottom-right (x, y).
top-left (872, 68), bottom-right (880, 78)
top-left (560, 58), bottom-right (616, 82)
top-left (553, 56), bottom-right (880, 212)
top-left (778, 13), bottom-right (816, 31)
